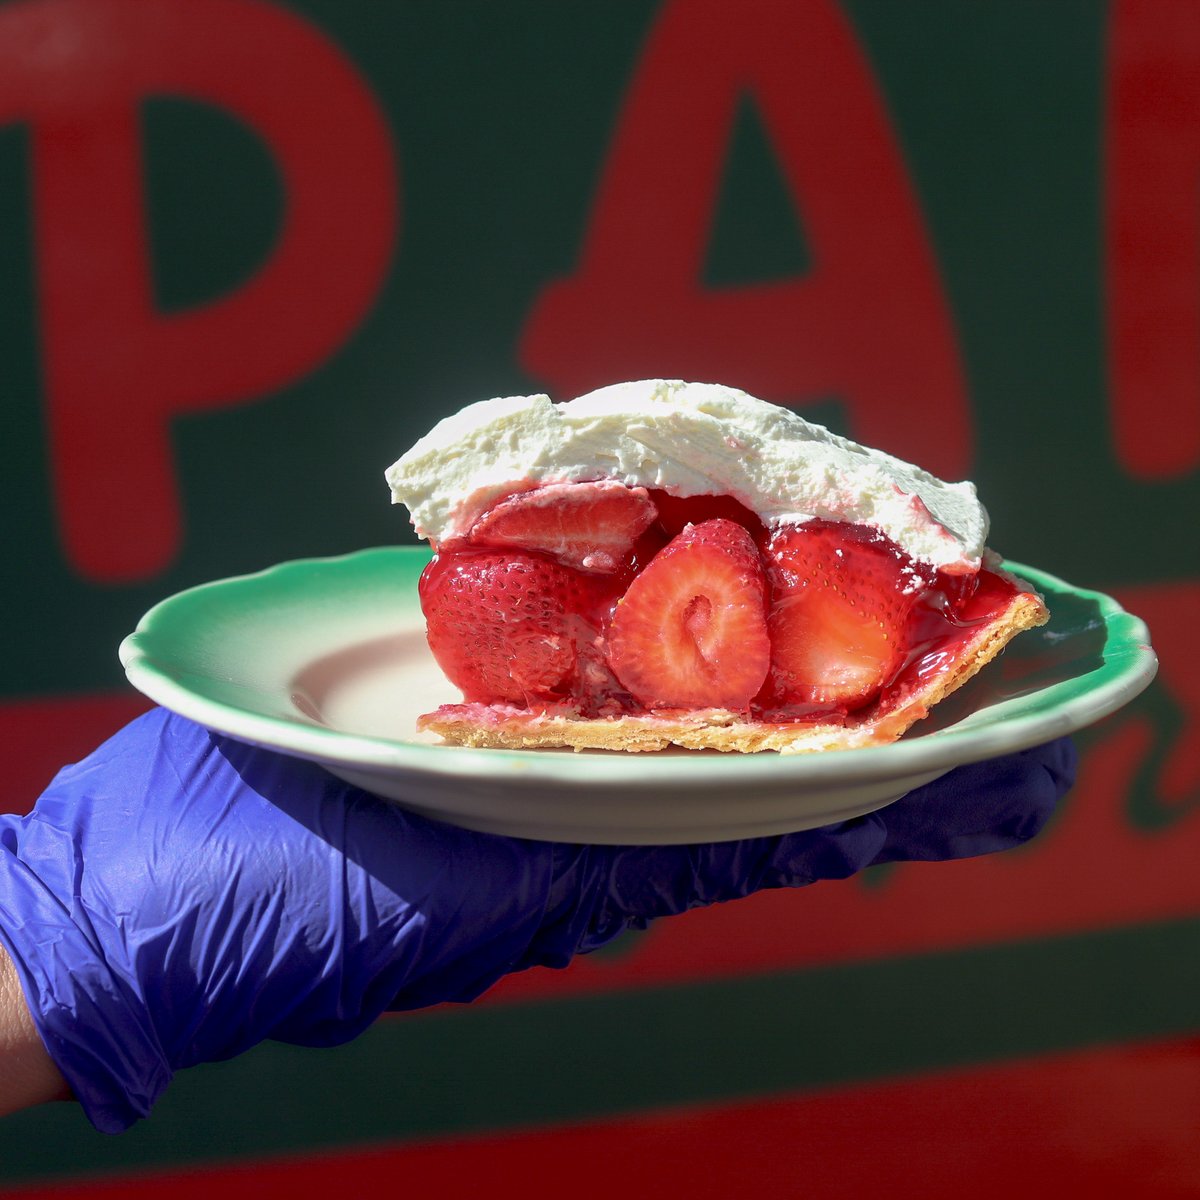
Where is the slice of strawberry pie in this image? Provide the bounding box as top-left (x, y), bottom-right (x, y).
top-left (385, 380), bottom-right (1048, 753)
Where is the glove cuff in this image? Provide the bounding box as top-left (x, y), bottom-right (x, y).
top-left (0, 826), bottom-right (172, 1134)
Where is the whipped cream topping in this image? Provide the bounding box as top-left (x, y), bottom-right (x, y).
top-left (385, 380), bottom-right (989, 571)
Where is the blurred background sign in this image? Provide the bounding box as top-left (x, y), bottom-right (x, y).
top-left (2, 0), bottom-right (1198, 1194)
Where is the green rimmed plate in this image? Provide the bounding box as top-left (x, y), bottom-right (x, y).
top-left (119, 548), bottom-right (1157, 843)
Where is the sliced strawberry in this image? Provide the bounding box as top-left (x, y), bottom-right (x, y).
top-left (468, 481), bottom-right (658, 573)
top-left (606, 519), bottom-right (771, 710)
top-left (419, 549), bottom-right (602, 704)
top-left (763, 522), bottom-right (925, 711)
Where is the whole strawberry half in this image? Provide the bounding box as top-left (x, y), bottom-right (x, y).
top-left (763, 522), bottom-right (927, 711)
top-left (606, 518), bottom-right (771, 710)
top-left (468, 481), bottom-right (658, 573)
top-left (419, 549), bottom-right (606, 704)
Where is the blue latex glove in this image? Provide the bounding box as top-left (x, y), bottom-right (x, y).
top-left (0, 708), bottom-right (1075, 1133)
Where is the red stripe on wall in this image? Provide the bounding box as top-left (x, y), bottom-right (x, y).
top-left (1, 692), bottom-right (151, 816)
top-left (489, 724), bottom-right (1200, 1005)
top-left (8, 1035), bottom-right (1200, 1198)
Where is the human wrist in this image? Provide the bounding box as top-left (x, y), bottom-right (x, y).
top-left (0, 939), bottom-right (72, 1116)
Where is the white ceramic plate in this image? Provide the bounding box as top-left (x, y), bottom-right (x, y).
top-left (119, 548), bottom-right (1157, 844)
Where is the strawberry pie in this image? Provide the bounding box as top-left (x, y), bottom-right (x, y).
top-left (385, 380), bottom-right (1048, 753)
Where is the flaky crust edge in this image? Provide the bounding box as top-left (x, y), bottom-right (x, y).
top-left (415, 580), bottom-right (1050, 755)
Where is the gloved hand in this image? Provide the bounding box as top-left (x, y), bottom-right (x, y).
top-left (0, 708), bottom-right (1075, 1133)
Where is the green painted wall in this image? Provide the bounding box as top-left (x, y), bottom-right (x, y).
top-left (1, 0), bottom-right (1196, 1186)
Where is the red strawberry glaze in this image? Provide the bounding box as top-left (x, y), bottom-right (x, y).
top-left (418, 483), bottom-right (1029, 724)
top-left (648, 489), bottom-right (765, 541)
top-left (755, 550), bottom-right (1020, 725)
top-left (889, 564), bottom-right (1026, 694)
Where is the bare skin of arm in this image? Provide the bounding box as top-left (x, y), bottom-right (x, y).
top-left (0, 941), bottom-right (71, 1117)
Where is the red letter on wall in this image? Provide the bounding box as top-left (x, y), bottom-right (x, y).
top-left (0, 0), bottom-right (397, 581)
top-left (520, 0), bottom-right (970, 479)
top-left (1108, 0), bottom-right (1200, 479)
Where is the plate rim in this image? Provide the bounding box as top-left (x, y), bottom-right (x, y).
top-left (118, 547), bottom-right (1159, 790)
